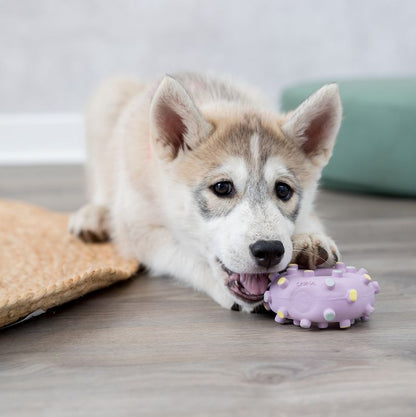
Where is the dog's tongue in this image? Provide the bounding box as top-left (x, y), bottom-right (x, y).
top-left (240, 274), bottom-right (269, 295)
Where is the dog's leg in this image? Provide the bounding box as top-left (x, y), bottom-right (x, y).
top-left (69, 204), bottom-right (110, 242)
top-left (149, 235), bottom-right (235, 309)
top-left (291, 212), bottom-right (340, 269)
top-left (118, 225), bottom-right (236, 309)
top-left (69, 77), bottom-right (146, 243)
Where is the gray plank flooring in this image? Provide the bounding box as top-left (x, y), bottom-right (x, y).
top-left (0, 165), bottom-right (415, 417)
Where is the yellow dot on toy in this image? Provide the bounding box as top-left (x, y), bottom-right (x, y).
top-left (364, 274), bottom-right (372, 281)
top-left (278, 277), bottom-right (286, 285)
top-left (277, 310), bottom-right (285, 319)
top-left (349, 289), bottom-right (358, 302)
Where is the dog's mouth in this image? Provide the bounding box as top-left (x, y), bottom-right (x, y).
top-left (218, 260), bottom-right (270, 303)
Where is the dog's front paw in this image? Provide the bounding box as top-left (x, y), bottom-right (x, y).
top-left (68, 204), bottom-right (110, 243)
top-left (291, 233), bottom-right (340, 269)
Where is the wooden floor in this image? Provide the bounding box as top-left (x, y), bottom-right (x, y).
top-left (1, 165), bottom-right (416, 417)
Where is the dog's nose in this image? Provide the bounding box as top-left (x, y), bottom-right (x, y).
top-left (249, 240), bottom-right (285, 268)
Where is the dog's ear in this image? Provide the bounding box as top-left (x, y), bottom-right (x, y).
top-left (281, 84), bottom-right (342, 167)
top-left (150, 76), bottom-right (213, 161)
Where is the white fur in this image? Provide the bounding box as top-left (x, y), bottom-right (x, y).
top-left (207, 199), bottom-right (294, 274)
top-left (263, 156), bottom-right (292, 185)
top-left (249, 133), bottom-right (260, 169)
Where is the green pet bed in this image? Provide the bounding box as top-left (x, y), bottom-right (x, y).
top-left (280, 78), bottom-right (416, 197)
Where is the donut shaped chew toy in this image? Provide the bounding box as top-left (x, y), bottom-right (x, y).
top-left (264, 262), bottom-right (380, 329)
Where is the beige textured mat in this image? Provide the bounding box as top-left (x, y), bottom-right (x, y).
top-left (0, 200), bottom-right (139, 327)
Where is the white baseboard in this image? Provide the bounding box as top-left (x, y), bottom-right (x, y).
top-left (0, 113), bottom-right (85, 165)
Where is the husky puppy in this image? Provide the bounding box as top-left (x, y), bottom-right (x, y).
top-left (69, 73), bottom-right (342, 312)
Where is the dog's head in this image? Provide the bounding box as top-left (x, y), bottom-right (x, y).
top-left (149, 76), bottom-right (342, 308)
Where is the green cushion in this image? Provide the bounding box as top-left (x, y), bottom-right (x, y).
top-left (280, 78), bottom-right (416, 197)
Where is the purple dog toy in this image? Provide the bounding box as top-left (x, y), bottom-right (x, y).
top-left (264, 262), bottom-right (380, 329)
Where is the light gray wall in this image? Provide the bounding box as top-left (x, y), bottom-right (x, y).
top-left (1, 0), bottom-right (415, 112)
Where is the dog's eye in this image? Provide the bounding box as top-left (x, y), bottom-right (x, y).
top-left (211, 181), bottom-right (235, 197)
top-left (275, 182), bottom-right (293, 201)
